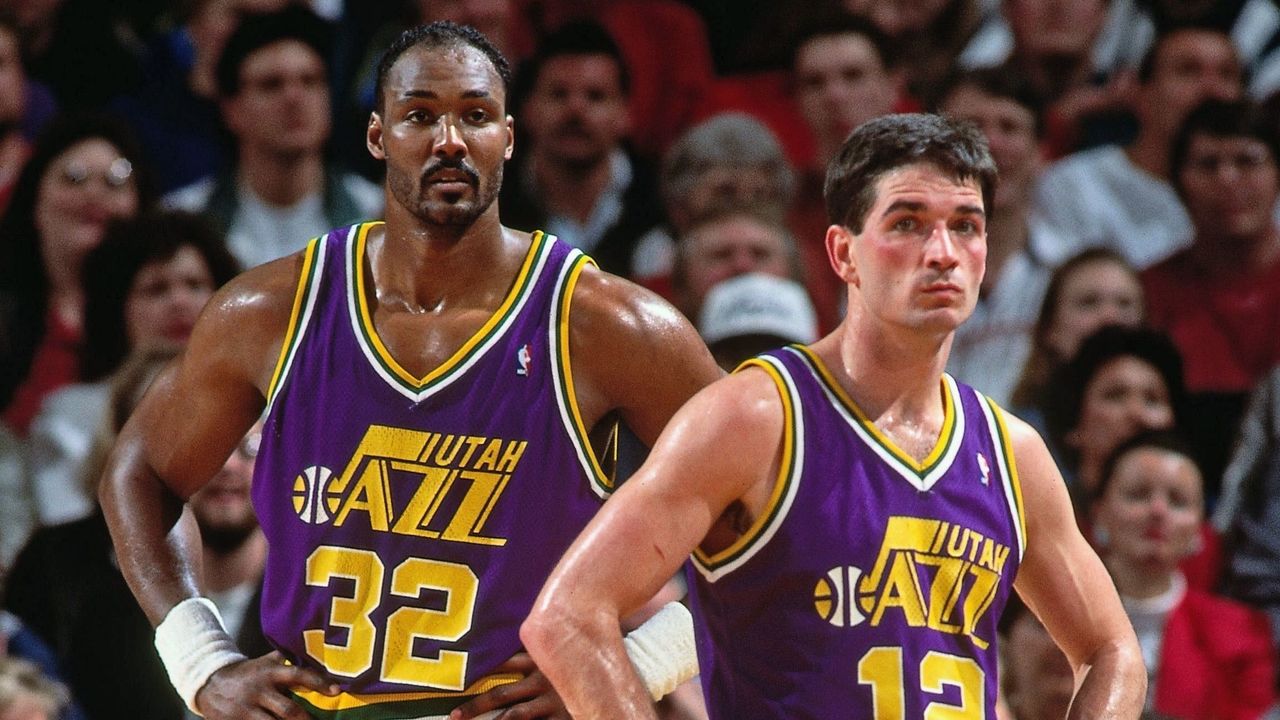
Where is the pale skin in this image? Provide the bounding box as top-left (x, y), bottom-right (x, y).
top-left (98, 40), bottom-right (719, 720)
top-left (523, 163), bottom-right (1146, 718)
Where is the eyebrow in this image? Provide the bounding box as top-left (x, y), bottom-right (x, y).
top-left (397, 89), bottom-right (496, 101)
top-left (880, 200), bottom-right (986, 218)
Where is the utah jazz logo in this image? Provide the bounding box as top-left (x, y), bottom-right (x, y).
top-left (290, 425), bottom-right (528, 546)
top-left (813, 516), bottom-right (1011, 648)
top-left (293, 465), bottom-right (335, 524)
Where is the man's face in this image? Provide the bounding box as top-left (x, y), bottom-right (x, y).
top-left (1178, 132), bottom-right (1280, 246)
top-left (521, 53), bottom-right (628, 168)
top-left (835, 163), bottom-right (986, 334)
top-left (1140, 30), bottom-right (1242, 136)
top-left (370, 43), bottom-right (512, 227)
top-left (190, 425), bottom-right (261, 552)
top-left (793, 33), bottom-right (895, 161)
top-left (939, 86), bottom-right (1039, 211)
top-left (222, 39), bottom-right (331, 158)
top-left (0, 28), bottom-right (25, 127)
top-left (1004, 0), bottom-right (1106, 59)
top-left (680, 214), bottom-right (791, 315)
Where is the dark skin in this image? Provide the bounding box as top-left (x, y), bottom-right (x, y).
top-left (98, 40), bottom-right (719, 720)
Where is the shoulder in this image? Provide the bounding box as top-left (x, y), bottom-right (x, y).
top-left (1038, 145), bottom-right (1128, 187)
top-left (568, 264), bottom-right (689, 339)
top-left (162, 175), bottom-right (216, 210)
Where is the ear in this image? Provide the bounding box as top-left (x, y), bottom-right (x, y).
top-left (367, 112), bottom-right (385, 160)
top-left (826, 224), bottom-right (858, 286)
top-left (504, 115), bottom-right (515, 161)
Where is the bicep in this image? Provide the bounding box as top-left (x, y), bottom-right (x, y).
top-left (1009, 419), bottom-right (1132, 670)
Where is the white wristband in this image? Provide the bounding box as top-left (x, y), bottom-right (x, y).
top-left (622, 602), bottom-right (699, 701)
top-left (153, 597), bottom-right (248, 714)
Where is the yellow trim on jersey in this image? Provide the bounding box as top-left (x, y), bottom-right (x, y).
top-left (292, 672), bottom-right (522, 712)
top-left (266, 237), bottom-right (321, 405)
top-left (693, 358), bottom-right (796, 569)
top-left (794, 345), bottom-right (955, 473)
top-left (353, 224), bottom-right (545, 389)
top-left (988, 400), bottom-right (1027, 549)
top-left (555, 253), bottom-right (611, 491)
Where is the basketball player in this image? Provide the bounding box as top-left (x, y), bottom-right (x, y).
top-left (98, 22), bottom-right (719, 720)
top-left (522, 114), bottom-right (1147, 718)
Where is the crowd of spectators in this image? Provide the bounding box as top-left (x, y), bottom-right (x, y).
top-left (1, 1), bottom-right (1280, 718)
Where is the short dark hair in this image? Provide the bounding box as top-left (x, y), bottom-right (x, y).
top-left (1137, 25), bottom-right (1236, 84)
top-left (516, 19), bottom-right (630, 105)
top-left (80, 210), bottom-right (239, 381)
top-left (1094, 428), bottom-right (1201, 504)
top-left (789, 13), bottom-right (893, 73)
top-left (215, 5), bottom-right (333, 97)
top-left (824, 113), bottom-right (996, 232)
top-left (1044, 325), bottom-right (1187, 455)
top-left (935, 67), bottom-right (1046, 137)
top-left (375, 21), bottom-right (512, 115)
top-left (1170, 98), bottom-right (1280, 194)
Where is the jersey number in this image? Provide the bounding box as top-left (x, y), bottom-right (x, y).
top-left (302, 545), bottom-right (478, 690)
top-left (858, 646), bottom-right (985, 719)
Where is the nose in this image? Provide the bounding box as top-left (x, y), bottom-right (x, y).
top-left (433, 117), bottom-right (467, 160)
top-left (924, 222), bottom-right (960, 271)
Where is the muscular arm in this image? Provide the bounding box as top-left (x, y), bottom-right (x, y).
top-left (567, 267), bottom-right (723, 446)
top-left (1006, 414), bottom-right (1146, 718)
top-left (521, 370), bottom-right (783, 719)
top-left (99, 258), bottom-right (295, 623)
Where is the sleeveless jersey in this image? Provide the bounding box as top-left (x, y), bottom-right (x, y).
top-left (687, 345), bottom-right (1027, 720)
top-left (252, 222), bottom-right (610, 719)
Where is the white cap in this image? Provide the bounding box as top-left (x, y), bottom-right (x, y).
top-left (698, 273), bottom-right (818, 346)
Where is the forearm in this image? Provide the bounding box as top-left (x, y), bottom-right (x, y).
top-left (522, 605), bottom-right (657, 719)
top-left (1066, 640), bottom-right (1146, 719)
top-left (98, 437), bottom-right (203, 625)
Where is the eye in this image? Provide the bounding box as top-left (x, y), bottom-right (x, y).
top-left (465, 108), bottom-right (490, 124)
top-left (405, 109), bottom-right (433, 124)
top-left (952, 218), bottom-right (981, 235)
top-left (891, 217), bottom-right (919, 232)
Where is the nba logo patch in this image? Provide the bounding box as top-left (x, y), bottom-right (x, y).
top-left (976, 453), bottom-right (991, 486)
top-left (516, 343), bottom-right (532, 376)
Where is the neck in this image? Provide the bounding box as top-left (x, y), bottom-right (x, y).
top-left (530, 149), bottom-right (614, 224)
top-left (237, 146), bottom-right (325, 207)
top-left (1107, 556), bottom-right (1177, 600)
top-left (983, 205), bottom-right (1030, 293)
top-left (1188, 226), bottom-right (1280, 275)
top-left (371, 204), bottom-right (515, 312)
top-left (202, 529), bottom-right (266, 593)
top-left (1125, 129), bottom-right (1172, 179)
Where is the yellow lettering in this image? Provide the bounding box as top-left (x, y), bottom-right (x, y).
top-left (992, 544), bottom-right (1010, 574)
top-left (918, 556), bottom-right (964, 634)
top-left (495, 441), bottom-right (528, 473)
top-left (945, 526), bottom-right (967, 558)
top-left (334, 461), bottom-right (393, 532)
top-left (961, 566), bottom-right (999, 650)
top-left (929, 522), bottom-right (949, 554)
top-left (417, 432), bottom-right (441, 463)
top-left (472, 439), bottom-right (504, 470)
top-left (456, 436), bottom-right (487, 467)
top-left (389, 466), bottom-right (454, 538)
top-left (439, 470), bottom-right (510, 546)
top-left (978, 539), bottom-right (994, 571)
top-left (870, 553), bottom-right (926, 628)
top-left (433, 434), bottom-right (463, 466)
top-left (967, 530), bottom-right (984, 563)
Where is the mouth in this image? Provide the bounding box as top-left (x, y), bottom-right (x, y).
top-left (423, 165), bottom-right (478, 195)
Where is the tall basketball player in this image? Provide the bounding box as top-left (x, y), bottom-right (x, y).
top-left (523, 114), bottom-right (1147, 718)
top-left (98, 22), bottom-right (720, 720)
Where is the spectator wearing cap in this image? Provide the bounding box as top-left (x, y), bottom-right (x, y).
top-left (698, 272), bottom-right (817, 371)
top-left (164, 5), bottom-right (382, 270)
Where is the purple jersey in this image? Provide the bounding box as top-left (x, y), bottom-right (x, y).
top-left (688, 345), bottom-right (1027, 719)
top-left (252, 223), bottom-right (610, 718)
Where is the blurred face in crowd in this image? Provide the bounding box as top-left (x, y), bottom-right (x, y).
top-left (0, 25), bottom-right (26, 127)
top-left (939, 85), bottom-right (1040, 210)
top-left (679, 213), bottom-right (792, 315)
top-left (1045, 259), bottom-right (1143, 361)
top-left (223, 39), bottom-right (331, 158)
top-left (1095, 446), bottom-right (1202, 572)
top-left (124, 245), bottom-right (217, 350)
top-left (522, 53), bottom-right (628, 169)
top-left (36, 138), bottom-right (139, 276)
top-left (190, 423), bottom-right (262, 553)
top-left (675, 165), bottom-right (779, 231)
top-left (1004, 0), bottom-right (1106, 59)
top-left (1068, 357), bottom-right (1175, 491)
top-left (416, 0), bottom-right (513, 55)
top-left (372, 43), bottom-right (512, 227)
top-left (1001, 609), bottom-right (1074, 720)
top-left (1178, 132), bottom-right (1280, 246)
top-left (1139, 30), bottom-right (1242, 138)
top-left (793, 32), bottom-right (895, 163)
top-left (842, 0), bottom-right (951, 39)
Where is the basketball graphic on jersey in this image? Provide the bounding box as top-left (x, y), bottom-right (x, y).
top-left (813, 566), bottom-right (866, 628)
top-left (291, 465), bottom-right (335, 524)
